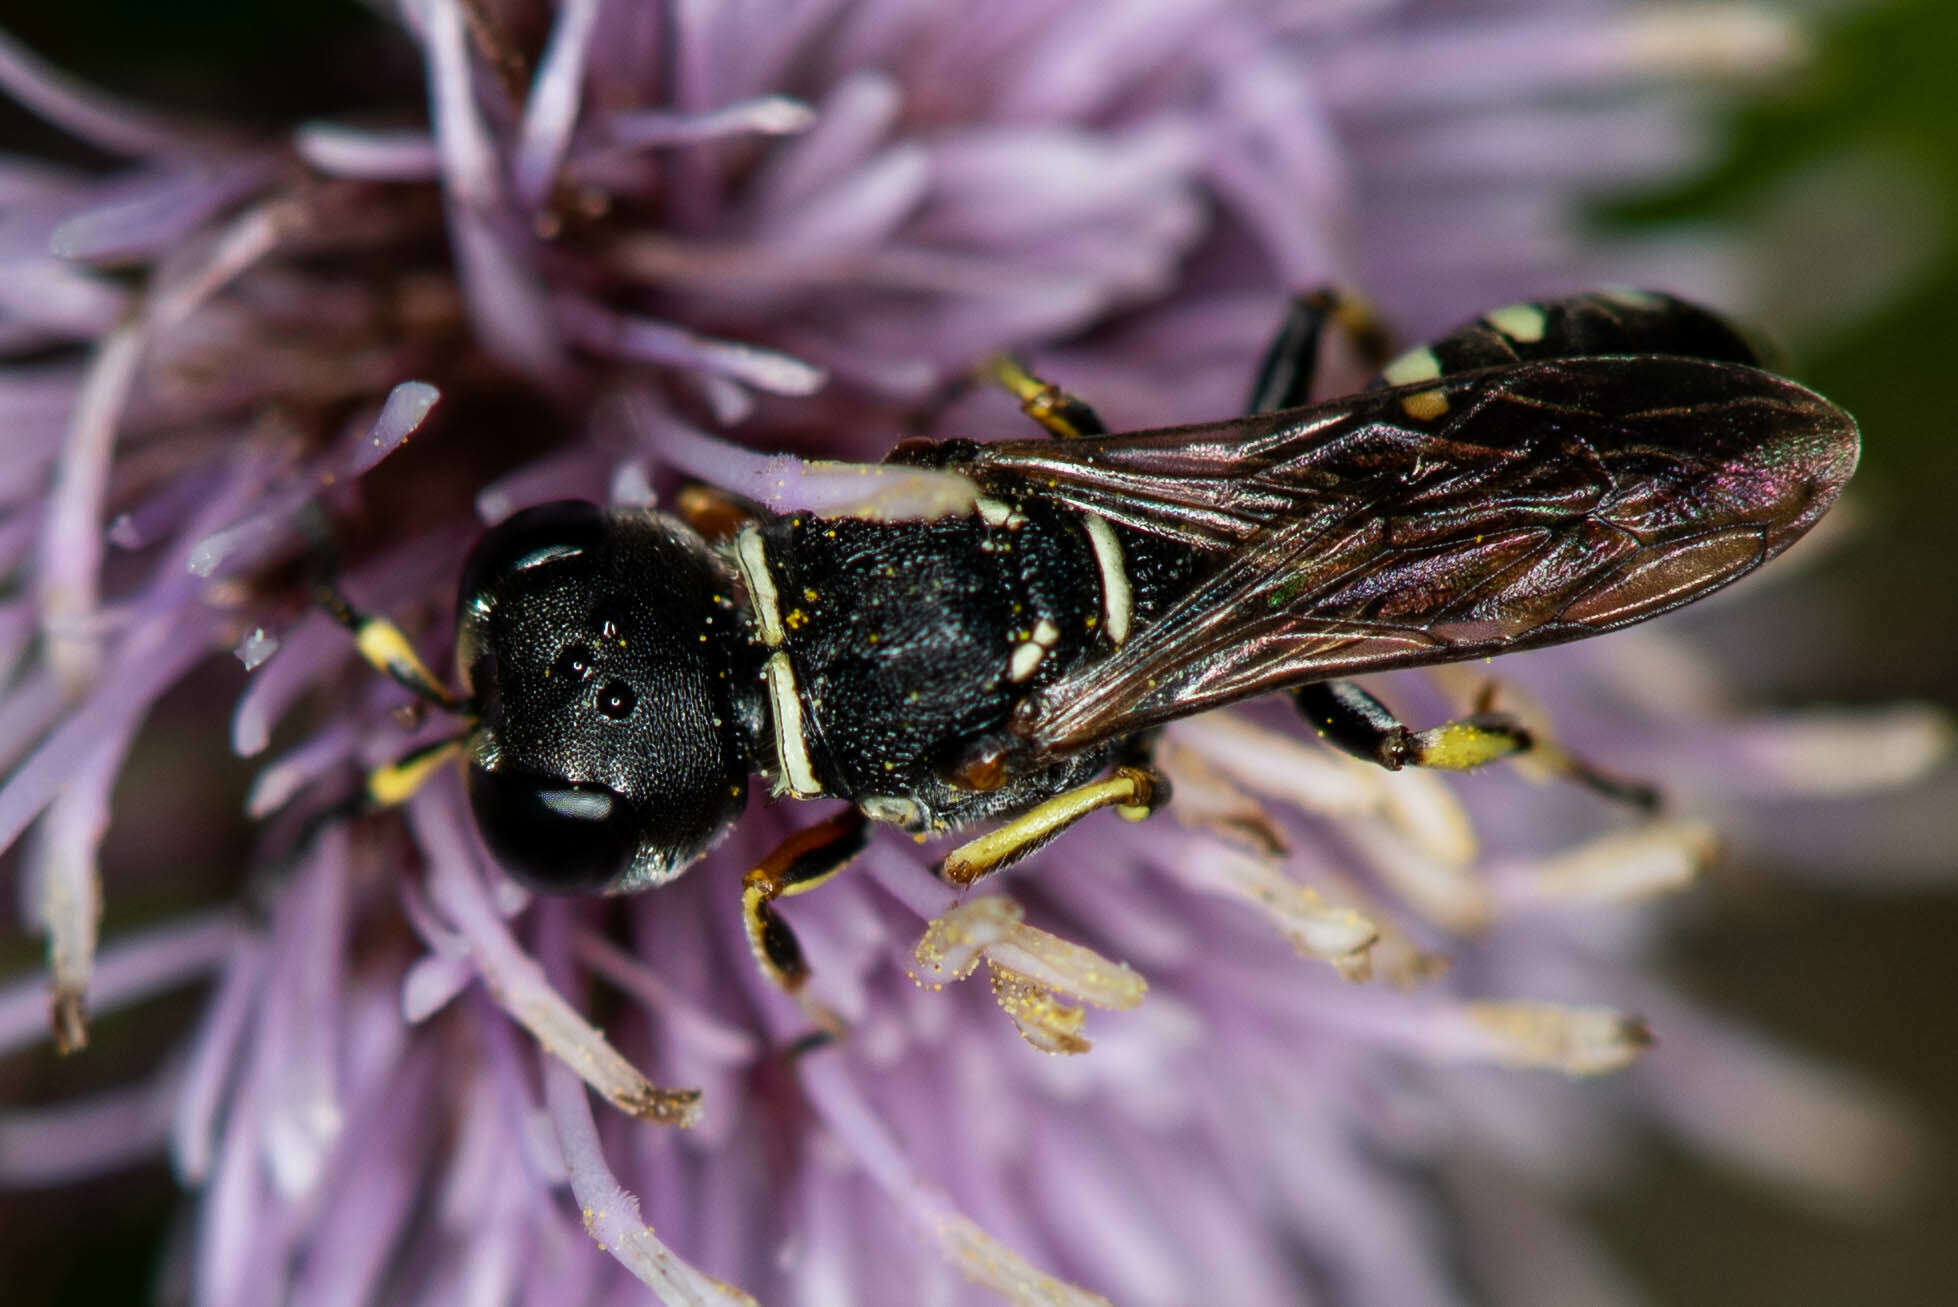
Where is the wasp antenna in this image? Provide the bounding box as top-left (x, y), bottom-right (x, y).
top-left (314, 579), bottom-right (468, 716)
top-left (302, 501), bottom-right (469, 716)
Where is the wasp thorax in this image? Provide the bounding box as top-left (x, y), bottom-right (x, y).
top-left (455, 502), bottom-right (758, 892)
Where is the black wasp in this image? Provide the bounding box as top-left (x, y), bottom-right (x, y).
top-left (337, 289), bottom-right (1857, 1001)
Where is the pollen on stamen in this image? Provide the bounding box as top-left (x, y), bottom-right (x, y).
top-left (914, 897), bottom-right (1146, 1052)
top-left (934, 1209), bottom-right (1115, 1307)
top-left (545, 1059), bottom-right (749, 1303)
top-left (982, 918), bottom-right (1148, 1014)
top-left (912, 895), bottom-right (1023, 986)
top-left (510, 985), bottom-right (702, 1126)
top-left (1176, 843), bottom-right (1378, 976)
top-left (987, 964), bottom-right (1091, 1054)
top-left (1460, 1001), bottom-right (1654, 1076)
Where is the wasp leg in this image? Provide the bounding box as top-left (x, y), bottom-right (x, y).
top-left (1538, 752), bottom-right (1662, 811)
top-left (937, 764), bottom-right (1168, 888)
top-left (1294, 680), bottom-right (1530, 774)
top-left (1256, 286), bottom-right (1543, 777)
top-left (982, 354), bottom-right (1109, 439)
top-left (741, 809), bottom-right (870, 1011)
top-left (1455, 676), bottom-right (1661, 810)
top-left (364, 733), bottom-right (469, 809)
top-left (1291, 681), bottom-right (1660, 811)
top-left (1246, 286), bottom-right (1396, 414)
top-left (316, 582), bottom-right (467, 715)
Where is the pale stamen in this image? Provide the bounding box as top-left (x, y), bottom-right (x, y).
top-left (1345, 818), bottom-right (1494, 935)
top-left (632, 400), bottom-right (979, 522)
top-left (1170, 713), bottom-right (1478, 866)
top-left (936, 1207), bottom-right (1118, 1307)
top-left (915, 896), bottom-right (1146, 1054)
top-left (41, 322), bottom-right (144, 693)
top-left (1176, 842), bottom-right (1378, 975)
top-left (543, 1060), bottom-right (756, 1306)
top-left (1504, 820), bottom-right (1718, 906)
top-left (24, 738), bottom-right (117, 1051)
top-left (1624, 6), bottom-right (1808, 81)
top-left (0, 906), bottom-right (238, 1058)
top-left (1458, 1001), bottom-right (1652, 1076)
top-left (1738, 705), bottom-right (1953, 794)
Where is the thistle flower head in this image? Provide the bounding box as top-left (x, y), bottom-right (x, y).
top-left (0, 4), bottom-right (1946, 1305)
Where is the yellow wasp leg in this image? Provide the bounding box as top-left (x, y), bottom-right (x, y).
top-left (981, 355), bottom-right (1108, 440)
top-left (1411, 717), bottom-right (1534, 771)
top-left (1295, 680), bottom-right (1529, 773)
top-left (938, 765), bottom-right (1168, 888)
top-left (1294, 681), bottom-right (1657, 810)
top-left (740, 809), bottom-right (870, 998)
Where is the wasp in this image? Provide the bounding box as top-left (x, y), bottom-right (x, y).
top-left (333, 290), bottom-right (1858, 1002)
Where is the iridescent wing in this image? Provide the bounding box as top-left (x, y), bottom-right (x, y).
top-left (949, 355), bottom-right (1859, 761)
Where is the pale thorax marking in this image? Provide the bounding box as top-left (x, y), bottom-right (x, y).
top-left (734, 525), bottom-right (785, 647)
top-left (1008, 616), bottom-right (1062, 682)
top-left (737, 526), bottom-right (820, 796)
top-left (1081, 513), bottom-right (1132, 647)
top-left (764, 651), bottom-right (822, 797)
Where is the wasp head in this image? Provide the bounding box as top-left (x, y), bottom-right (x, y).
top-left (454, 501), bottom-right (761, 892)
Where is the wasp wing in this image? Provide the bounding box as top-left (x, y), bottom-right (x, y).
top-left (952, 356), bottom-right (1859, 760)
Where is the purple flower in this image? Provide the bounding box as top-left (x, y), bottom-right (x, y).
top-left (0, 3), bottom-right (1945, 1305)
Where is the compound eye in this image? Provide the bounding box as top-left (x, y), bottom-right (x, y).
top-left (466, 765), bottom-right (642, 893)
top-left (457, 500), bottom-right (608, 611)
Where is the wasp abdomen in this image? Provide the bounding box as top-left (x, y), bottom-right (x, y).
top-left (1378, 289), bottom-right (1768, 393)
